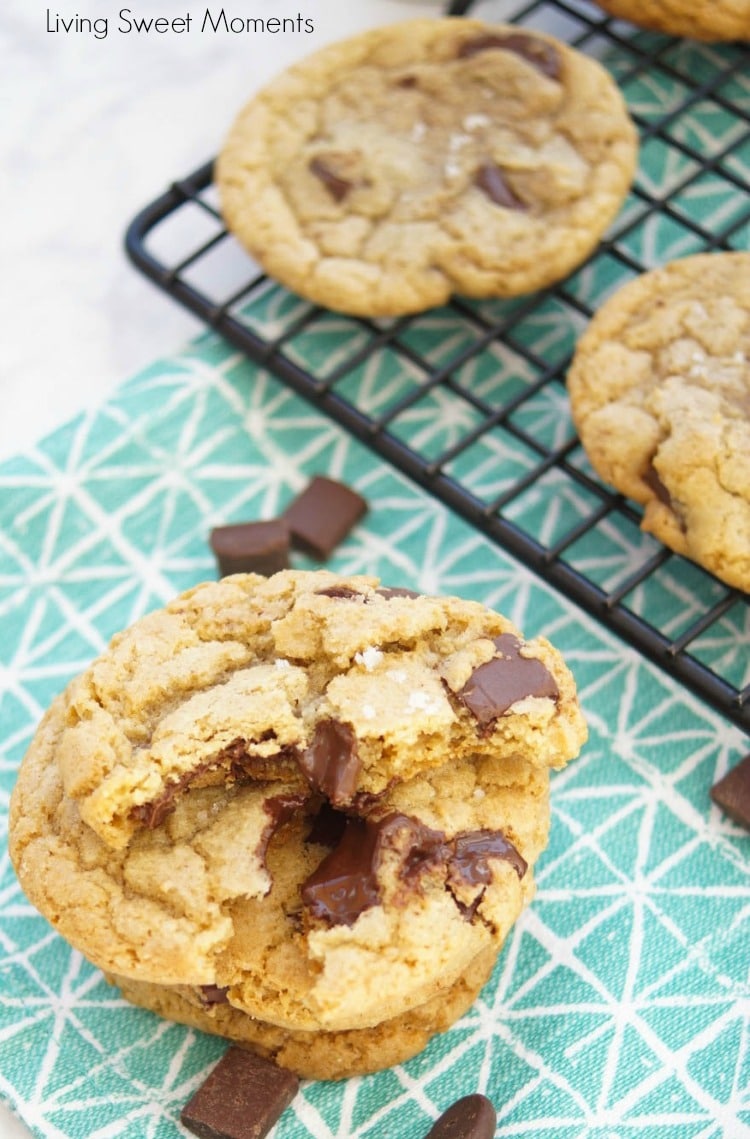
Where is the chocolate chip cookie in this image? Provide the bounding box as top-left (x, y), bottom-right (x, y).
top-left (567, 252), bottom-right (750, 592)
top-left (590, 0), bottom-right (749, 41)
top-left (10, 571), bottom-right (587, 1075)
top-left (216, 18), bottom-right (638, 317)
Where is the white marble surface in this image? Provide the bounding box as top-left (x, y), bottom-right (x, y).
top-left (1, 2), bottom-right (526, 1136)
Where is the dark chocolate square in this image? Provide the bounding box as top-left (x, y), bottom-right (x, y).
top-left (210, 520), bottom-right (290, 578)
top-left (283, 476), bottom-right (368, 560)
top-left (710, 753), bottom-right (750, 830)
top-left (180, 1046), bottom-right (299, 1139)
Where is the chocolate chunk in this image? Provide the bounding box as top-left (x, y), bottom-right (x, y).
top-left (299, 719), bottom-right (362, 806)
top-left (302, 813), bottom-right (446, 925)
top-left (130, 763), bottom-right (215, 829)
top-left (302, 810), bottom-right (525, 926)
top-left (710, 753), bottom-right (750, 830)
top-left (642, 462), bottom-right (673, 508)
top-left (315, 585), bottom-right (365, 600)
top-left (475, 163), bottom-right (527, 211)
top-left (180, 1045), bottom-right (298, 1139)
top-left (302, 816), bottom-right (382, 925)
top-left (458, 633), bottom-right (559, 727)
top-left (209, 520), bottom-right (290, 579)
top-left (283, 476), bottom-right (368, 560)
top-left (257, 792), bottom-right (308, 870)
top-left (450, 828), bottom-right (527, 886)
top-left (457, 31), bottom-right (561, 80)
top-left (309, 156), bottom-right (353, 202)
top-left (377, 586), bottom-right (422, 599)
top-left (131, 788), bottom-right (179, 830)
top-left (423, 1094), bottom-right (497, 1139)
top-left (199, 985), bottom-right (230, 1007)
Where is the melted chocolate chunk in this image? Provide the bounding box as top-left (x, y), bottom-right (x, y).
top-left (710, 753), bottom-right (750, 831)
top-left (130, 763), bottom-right (216, 829)
top-left (458, 633), bottom-right (559, 727)
top-left (299, 720), bottom-right (362, 806)
top-left (131, 790), bottom-right (178, 830)
top-left (302, 816), bottom-right (382, 925)
top-left (283, 476), bottom-right (368, 560)
top-left (450, 829), bottom-right (527, 886)
top-left (457, 31), bottom-right (561, 80)
top-left (423, 1094), bottom-right (497, 1139)
top-left (376, 586), bottom-right (422, 599)
top-left (315, 585), bottom-right (365, 600)
top-left (130, 743), bottom-right (302, 830)
top-left (180, 1045), bottom-right (298, 1139)
top-left (475, 162), bottom-right (527, 211)
top-left (301, 810), bottom-right (526, 926)
top-left (396, 816), bottom-right (451, 882)
top-left (309, 156), bottom-right (353, 202)
top-left (209, 520), bottom-right (289, 579)
top-left (257, 791), bottom-right (308, 871)
top-left (642, 462), bottom-right (673, 508)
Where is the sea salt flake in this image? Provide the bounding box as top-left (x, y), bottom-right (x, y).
top-left (355, 646), bottom-right (383, 671)
top-left (449, 133), bottom-right (471, 152)
top-left (463, 113), bottom-right (490, 130)
top-left (407, 690), bottom-right (439, 713)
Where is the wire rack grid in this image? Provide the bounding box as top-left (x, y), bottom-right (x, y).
top-left (124, 0), bottom-right (750, 733)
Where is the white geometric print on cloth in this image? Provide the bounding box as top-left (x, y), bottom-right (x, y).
top-left (0, 324), bottom-right (747, 1138)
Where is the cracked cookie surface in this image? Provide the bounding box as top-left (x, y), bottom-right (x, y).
top-left (9, 570), bottom-right (586, 1070)
top-left (27, 570), bottom-right (585, 850)
top-left (567, 252), bottom-right (750, 592)
top-left (216, 17), bottom-right (637, 316)
top-left (589, 0), bottom-right (750, 41)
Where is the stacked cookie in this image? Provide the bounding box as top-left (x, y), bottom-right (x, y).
top-left (9, 570), bottom-right (587, 1078)
top-left (215, 16), bottom-right (749, 595)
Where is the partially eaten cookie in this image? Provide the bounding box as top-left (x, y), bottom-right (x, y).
top-left (10, 570), bottom-right (587, 1077)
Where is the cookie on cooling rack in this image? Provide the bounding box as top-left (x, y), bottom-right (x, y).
top-left (216, 17), bottom-right (638, 317)
top-left (567, 252), bottom-right (750, 593)
top-left (589, 0), bottom-right (749, 41)
top-left (9, 570), bottom-right (587, 1077)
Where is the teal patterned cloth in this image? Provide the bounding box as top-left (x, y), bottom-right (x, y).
top-left (2, 29), bottom-right (750, 1139)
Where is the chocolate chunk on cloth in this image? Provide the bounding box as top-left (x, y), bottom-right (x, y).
top-left (710, 753), bottom-right (750, 830)
top-left (424, 1094), bottom-right (497, 1139)
top-left (210, 520), bottom-right (290, 578)
top-left (283, 476), bottom-right (367, 559)
top-left (180, 1045), bottom-right (298, 1139)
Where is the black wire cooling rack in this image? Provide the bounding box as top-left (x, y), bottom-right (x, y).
top-left (124, 0), bottom-right (750, 733)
